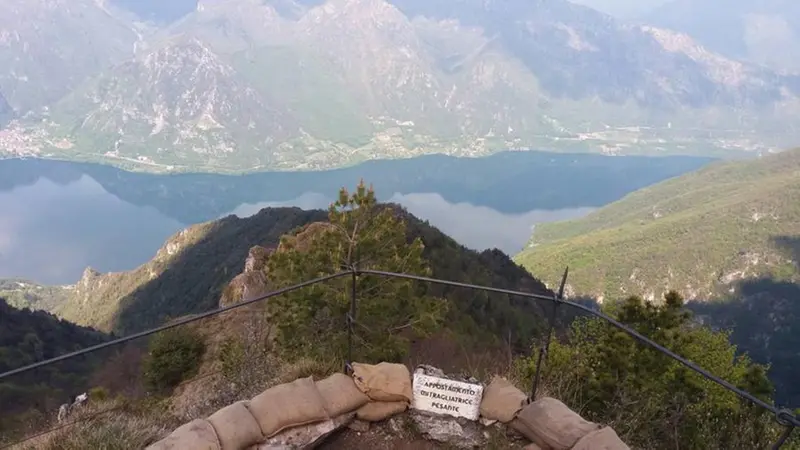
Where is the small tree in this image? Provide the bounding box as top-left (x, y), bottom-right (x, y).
top-left (142, 327), bottom-right (205, 394)
top-left (266, 181), bottom-right (447, 363)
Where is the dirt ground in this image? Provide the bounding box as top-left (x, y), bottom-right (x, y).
top-left (321, 415), bottom-right (530, 450)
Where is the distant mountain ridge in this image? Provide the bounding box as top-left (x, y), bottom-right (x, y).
top-left (1, 0), bottom-right (799, 172)
top-left (514, 148), bottom-right (800, 302)
top-left (643, 0), bottom-right (800, 73)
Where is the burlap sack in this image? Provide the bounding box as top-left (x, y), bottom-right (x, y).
top-left (509, 418), bottom-right (551, 450)
top-left (479, 376), bottom-right (528, 423)
top-left (146, 419), bottom-right (220, 450)
top-left (351, 362), bottom-right (412, 403)
top-left (515, 397), bottom-right (600, 450)
top-left (207, 401), bottom-right (264, 450)
top-left (248, 376), bottom-right (329, 438)
top-left (571, 427), bottom-right (630, 450)
top-left (355, 401), bottom-right (408, 422)
top-left (316, 373), bottom-right (370, 416)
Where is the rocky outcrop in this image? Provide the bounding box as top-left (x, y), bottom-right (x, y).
top-left (219, 246), bottom-right (272, 307)
top-left (148, 363), bottom-right (629, 450)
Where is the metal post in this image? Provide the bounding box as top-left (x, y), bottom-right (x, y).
top-left (530, 267), bottom-right (569, 401)
top-left (346, 267), bottom-right (357, 374)
top-left (771, 426), bottom-right (794, 450)
top-left (772, 410), bottom-right (797, 450)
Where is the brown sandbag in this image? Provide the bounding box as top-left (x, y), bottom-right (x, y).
top-left (523, 444), bottom-right (543, 450)
top-left (207, 401), bottom-right (264, 450)
top-left (479, 376), bottom-right (528, 423)
top-left (316, 372), bottom-right (371, 416)
top-left (146, 419), bottom-right (221, 450)
top-left (509, 418), bottom-right (551, 450)
top-left (515, 397), bottom-right (600, 450)
top-left (356, 401), bottom-right (408, 422)
top-left (248, 376), bottom-right (329, 438)
top-left (571, 427), bottom-right (630, 450)
top-left (351, 362), bottom-right (412, 403)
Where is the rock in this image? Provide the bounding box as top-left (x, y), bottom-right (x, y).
top-left (254, 413), bottom-right (354, 449)
top-left (414, 365), bottom-right (479, 384)
top-left (348, 419), bottom-right (370, 433)
top-left (410, 410), bottom-right (487, 449)
top-left (415, 365), bottom-right (446, 378)
top-left (523, 444), bottom-right (543, 450)
top-left (479, 417), bottom-right (498, 427)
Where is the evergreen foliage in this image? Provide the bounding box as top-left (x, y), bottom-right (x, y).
top-left (517, 291), bottom-right (782, 449)
top-left (266, 181), bottom-right (448, 362)
top-left (141, 328), bottom-right (206, 393)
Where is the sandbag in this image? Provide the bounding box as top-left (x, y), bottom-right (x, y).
top-left (316, 373), bottom-right (370, 416)
top-left (248, 376), bottom-right (329, 438)
top-left (351, 362), bottom-right (412, 403)
top-left (509, 418), bottom-right (551, 450)
top-left (515, 397), bottom-right (600, 450)
top-left (356, 401), bottom-right (408, 422)
top-left (146, 419), bottom-right (220, 450)
top-left (207, 401), bottom-right (264, 450)
top-left (523, 444), bottom-right (543, 450)
top-left (571, 427), bottom-right (630, 450)
top-left (479, 376), bottom-right (528, 423)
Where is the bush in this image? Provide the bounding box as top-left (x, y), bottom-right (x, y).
top-left (515, 291), bottom-right (780, 449)
top-left (141, 327), bottom-right (205, 393)
top-left (88, 386), bottom-right (109, 402)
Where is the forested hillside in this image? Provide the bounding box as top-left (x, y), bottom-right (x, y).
top-left (516, 148), bottom-right (800, 301)
top-left (0, 299), bottom-right (110, 437)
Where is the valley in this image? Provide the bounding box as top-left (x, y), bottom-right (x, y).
top-left (1, 0), bottom-right (800, 448)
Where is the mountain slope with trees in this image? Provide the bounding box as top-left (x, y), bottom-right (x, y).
top-left (515, 148), bottom-right (800, 302)
top-left (27, 182), bottom-right (560, 354)
top-left (0, 299), bottom-right (110, 440)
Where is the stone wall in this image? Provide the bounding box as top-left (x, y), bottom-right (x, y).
top-left (146, 362), bottom-right (630, 450)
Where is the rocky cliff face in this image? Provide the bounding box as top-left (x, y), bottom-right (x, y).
top-left (0, 0), bottom-right (139, 114)
top-left (2, 0), bottom-right (799, 171)
top-left (0, 90), bottom-right (12, 126)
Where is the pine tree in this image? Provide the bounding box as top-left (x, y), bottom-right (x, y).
top-left (265, 181), bottom-right (447, 363)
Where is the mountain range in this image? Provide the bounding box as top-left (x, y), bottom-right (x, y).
top-left (1, 0), bottom-right (799, 172)
top-left (515, 148), bottom-right (800, 302)
top-left (643, 0), bottom-right (800, 73)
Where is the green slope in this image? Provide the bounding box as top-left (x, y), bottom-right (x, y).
top-left (514, 149), bottom-right (800, 301)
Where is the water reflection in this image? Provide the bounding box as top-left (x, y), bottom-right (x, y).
top-left (0, 176), bottom-right (185, 285)
top-left (228, 192), bottom-right (596, 256)
top-left (0, 152), bottom-right (713, 285)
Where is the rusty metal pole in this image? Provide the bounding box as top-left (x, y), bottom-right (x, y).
top-left (530, 267), bottom-right (569, 401)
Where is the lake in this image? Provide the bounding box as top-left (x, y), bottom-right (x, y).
top-left (0, 152), bottom-right (715, 285)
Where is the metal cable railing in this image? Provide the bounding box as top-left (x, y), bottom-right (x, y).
top-left (0, 268), bottom-right (797, 448)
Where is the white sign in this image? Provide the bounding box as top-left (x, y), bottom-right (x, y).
top-left (412, 373), bottom-right (484, 420)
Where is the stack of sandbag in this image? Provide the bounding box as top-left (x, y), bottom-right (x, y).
top-left (147, 372), bottom-right (372, 450)
top-left (350, 362), bottom-right (413, 423)
top-left (509, 397), bottom-right (629, 450)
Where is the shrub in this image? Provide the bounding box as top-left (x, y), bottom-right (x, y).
top-left (141, 327), bottom-right (205, 393)
top-left (88, 386), bottom-right (109, 402)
